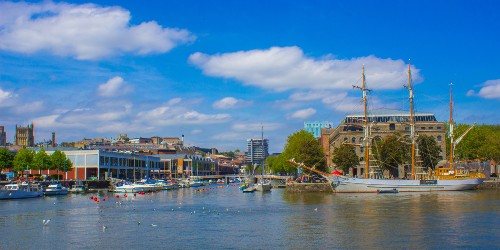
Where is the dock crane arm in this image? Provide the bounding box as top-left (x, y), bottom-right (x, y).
top-left (453, 122), bottom-right (476, 147)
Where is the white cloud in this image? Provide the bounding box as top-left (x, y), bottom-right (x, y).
top-left (0, 1), bottom-right (195, 60)
top-left (0, 87), bottom-right (15, 107)
top-left (466, 90), bottom-right (475, 96)
top-left (12, 101), bottom-right (44, 114)
top-left (97, 76), bottom-right (132, 97)
top-left (189, 46), bottom-right (421, 91)
top-left (211, 132), bottom-right (243, 141)
top-left (476, 79), bottom-right (500, 99)
top-left (288, 108), bottom-right (316, 120)
top-left (213, 97), bottom-right (253, 109)
top-left (232, 122), bottom-right (283, 132)
top-left (191, 129), bottom-right (202, 135)
top-left (137, 102), bottom-right (231, 126)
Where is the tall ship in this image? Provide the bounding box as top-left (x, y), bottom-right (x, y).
top-left (289, 63), bottom-right (485, 192)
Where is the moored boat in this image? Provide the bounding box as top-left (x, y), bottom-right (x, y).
top-left (0, 183), bottom-right (43, 199)
top-left (288, 64), bottom-right (485, 193)
top-left (44, 183), bottom-right (69, 196)
top-left (68, 180), bottom-right (86, 193)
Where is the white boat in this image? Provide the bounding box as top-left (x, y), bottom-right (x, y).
top-left (68, 181), bottom-right (86, 193)
top-left (288, 64), bottom-right (485, 193)
top-left (68, 184), bottom-right (86, 193)
top-left (255, 182), bottom-right (272, 192)
top-left (0, 183), bottom-right (43, 199)
top-left (44, 183), bottom-right (69, 196)
top-left (189, 179), bottom-right (204, 188)
top-left (114, 182), bottom-right (151, 193)
top-left (256, 126), bottom-right (271, 192)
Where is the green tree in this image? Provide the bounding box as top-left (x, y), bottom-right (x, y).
top-left (0, 148), bottom-right (14, 170)
top-left (266, 154), bottom-right (289, 174)
top-left (446, 123), bottom-right (500, 162)
top-left (372, 133), bottom-right (409, 177)
top-left (50, 150), bottom-right (73, 178)
top-left (13, 148), bottom-right (34, 175)
top-left (332, 144), bottom-right (359, 173)
top-left (33, 148), bottom-right (52, 175)
top-left (278, 130), bottom-right (326, 173)
top-left (417, 135), bottom-right (441, 169)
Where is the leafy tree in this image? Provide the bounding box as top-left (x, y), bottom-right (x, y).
top-left (50, 150), bottom-right (73, 178)
top-left (276, 130), bottom-right (326, 173)
top-left (221, 151), bottom-right (236, 158)
top-left (33, 148), bottom-right (52, 175)
top-left (266, 154), bottom-right (289, 174)
top-left (446, 123), bottom-right (500, 162)
top-left (372, 133), bottom-right (409, 177)
top-left (417, 135), bottom-right (441, 169)
top-left (332, 144), bottom-right (359, 173)
top-left (13, 148), bottom-right (34, 175)
top-left (0, 148), bottom-right (14, 170)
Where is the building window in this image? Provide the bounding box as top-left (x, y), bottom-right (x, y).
top-left (344, 137), bottom-right (348, 142)
top-left (360, 147), bottom-right (364, 153)
top-left (405, 127), bottom-right (409, 131)
top-left (360, 157), bottom-right (364, 162)
top-left (437, 135), bottom-right (442, 141)
top-left (437, 126), bottom-right (442, 130)
top-left (421, 127), bottom-right (426, 130)
top-left (429, 127), bottom-right (434, 130)
top-left (389, 123), bottom-right (395, 130)
top-left (360, 137), bottom-right (364, 143)
top-left (352, 137), bottom-right (356, 143)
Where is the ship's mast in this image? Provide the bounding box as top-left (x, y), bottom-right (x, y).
top-left (353, 65), bottom-right (371, 178)
top-left (449, 83), bottom-right (454, 169)
top-left (406, 60), bottom-right (416, 180)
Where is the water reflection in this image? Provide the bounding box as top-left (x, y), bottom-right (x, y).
top-left (0, 188), bottom-right (498, 249)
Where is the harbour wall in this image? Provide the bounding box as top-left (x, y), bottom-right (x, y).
top-left (286, 182), bottom-right (333, 192)
top-left (479, 179), bottom-right (499, 189)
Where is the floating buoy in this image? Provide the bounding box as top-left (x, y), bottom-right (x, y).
top-left (90, 196), bottom-right (94, 199)
top-left (124, 194), bottom-right (127, 197)
top-left (134, 193), bottom-right (137, 197)
top-left (115, 195), bottom-right (119, 198)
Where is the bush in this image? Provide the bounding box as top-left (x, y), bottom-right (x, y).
top-left (50, 174), bottom-right (62, 180)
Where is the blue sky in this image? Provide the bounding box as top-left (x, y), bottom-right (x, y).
top-left (0, 0), bottom-right (498, 153)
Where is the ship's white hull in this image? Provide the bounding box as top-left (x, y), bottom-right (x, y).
top-left (327, 176), bottom-right (485, 193)
top-left (255, 183), bottom-right (272, 192)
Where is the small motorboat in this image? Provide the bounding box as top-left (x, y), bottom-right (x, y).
top-left (44, 183), bottom-right (69, 196)
top-left (242, 186), bottom-right (257, 193)
top-left (68, 180), bottom-right (86, 193)
top-left (0, 183), bottom-right (43, 199)
top-left (377, 188), bottom-right (399, 194)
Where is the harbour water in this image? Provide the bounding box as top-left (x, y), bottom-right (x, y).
top-left (0, 185), bottom-right (498, 249)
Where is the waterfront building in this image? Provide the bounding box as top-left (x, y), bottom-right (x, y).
top-left (245, 138), bottom-right (269, 165)
top-left (19, 149), bottom-right (236, 180)
top-left (15, 123), bottom-right (34, 147)
top-left (0, 126), bottom-right (6, 146)
top-left (327, 110), bottom-right (446, 176)
top-left (305, 121), bottom-right (333, 138)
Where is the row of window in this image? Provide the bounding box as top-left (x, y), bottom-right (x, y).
top-left (344, 115), bottom-right (437, 124)
top-left (343, 135), bottom-right (443, 143)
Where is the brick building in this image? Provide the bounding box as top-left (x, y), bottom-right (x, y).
top-left (324, 110), bottom-right (446, 176)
